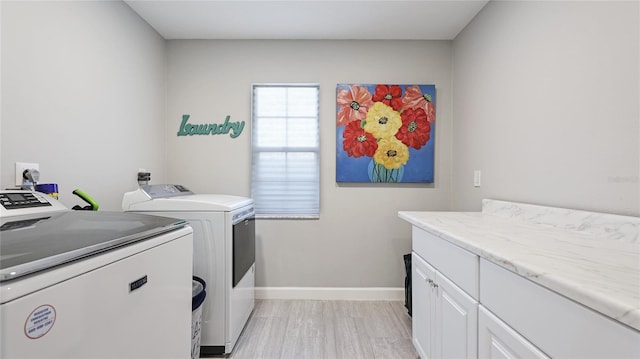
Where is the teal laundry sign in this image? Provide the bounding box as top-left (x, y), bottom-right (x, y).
top-left (177, 114), bottom-right (245, 138)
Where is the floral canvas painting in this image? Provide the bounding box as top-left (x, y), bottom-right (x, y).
top-left (336, 84), bottom-right (436, 183)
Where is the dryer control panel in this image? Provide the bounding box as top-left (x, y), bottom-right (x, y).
top-left (141, 184), bottom-right (193, 199)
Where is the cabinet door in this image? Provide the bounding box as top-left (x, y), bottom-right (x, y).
top-left (436, 272), bottom-right (478, 359)
top-left (478, 306), bottom-right (549, 359)
top-left (412, 253), bottom-right (437, 359)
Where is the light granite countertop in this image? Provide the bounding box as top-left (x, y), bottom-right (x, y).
top-left (399, 199), bottom-right (640, 332)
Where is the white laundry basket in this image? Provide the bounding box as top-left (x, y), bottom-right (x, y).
top-left (191, 276), bottom-right (206, 359)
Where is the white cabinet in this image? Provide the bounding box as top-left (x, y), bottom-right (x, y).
top-left (478, 306), bottom-right (549, 359)
top-left (438, 271), bottom-right (478, 359)
top-left (480, 258), bottom-right (640, 358)
top-left (412, 252), bottom-right (436, 359)
top-left (405, 214), bottom-right (640, 359)
top-left (412, 253), bottom-right (478, 359)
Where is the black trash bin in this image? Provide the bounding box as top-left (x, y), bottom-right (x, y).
top-left (403, 253), bottom-right (412, 316)
top-left (192, 276), bottom-right (207, 359)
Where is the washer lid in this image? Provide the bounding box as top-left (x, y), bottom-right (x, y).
top-left (0, 211), bottom-right (186, 282)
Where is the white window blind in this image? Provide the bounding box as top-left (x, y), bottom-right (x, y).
top-left (251, 84), bottom-right (320, 218)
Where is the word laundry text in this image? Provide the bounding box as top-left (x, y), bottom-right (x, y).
top-left (177, 114), bottom-right (245, 138)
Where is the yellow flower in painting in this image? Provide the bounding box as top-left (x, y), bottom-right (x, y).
top-left (373, 137), bottom-right (409, 169)
top-left (363, 102), bottom-right (401, 139)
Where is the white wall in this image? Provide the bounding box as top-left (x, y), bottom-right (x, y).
top-left (6, 0), bottom-right (635, 292)
top-left (1, 1), bottom-right (166, 210)
top-left (452, 1), bottom-right (640, 216)
top-left (165, 40), bottom-right (453, 287)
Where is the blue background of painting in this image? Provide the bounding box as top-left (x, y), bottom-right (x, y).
top-left (336, 84), bottom-right (436, 183)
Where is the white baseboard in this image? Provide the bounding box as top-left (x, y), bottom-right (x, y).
top-left (255, 287), bottom-right (405, 301)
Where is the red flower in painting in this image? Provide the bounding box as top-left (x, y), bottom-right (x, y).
top-left (342, 120), bottom-right (378, 158)
top-left (401, 85), bottom-right (436, 123)
top-left (337, 85), bottom-right (374, 126)
top-left (395, 108), bottom-right (430, 150)
top-left (373, 85), bottom-right (403, 111)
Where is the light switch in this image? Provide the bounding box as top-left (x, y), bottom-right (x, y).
top-left (474, 170), bottom-right (481, 187)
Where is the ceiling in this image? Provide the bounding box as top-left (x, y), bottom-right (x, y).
top-left (124, 0), bottom-right (489, 40)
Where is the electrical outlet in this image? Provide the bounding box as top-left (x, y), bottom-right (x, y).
top-left (15, 162), bottom-right (40, 186)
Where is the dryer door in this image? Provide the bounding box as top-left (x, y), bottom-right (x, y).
top-left (232, 211), bottom-right (255, 287)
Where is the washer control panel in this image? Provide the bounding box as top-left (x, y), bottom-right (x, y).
top-left (0, 190), bottom-right (67, 217)
top-left (1, 191), bottom-right (50, 209)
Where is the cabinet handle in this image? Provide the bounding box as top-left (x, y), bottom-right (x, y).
top-left (426, 279), bottom-right (438, 288)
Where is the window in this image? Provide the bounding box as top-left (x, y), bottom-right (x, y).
top-left (251, 84), bottom-right (320, 218)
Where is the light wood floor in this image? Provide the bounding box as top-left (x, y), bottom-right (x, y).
top-left (213, 299), bottom-right (419, 359)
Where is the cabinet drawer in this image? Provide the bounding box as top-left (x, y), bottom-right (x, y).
top-left (480, 259), bottom-right (640, 358)
top-left (479, 305), bottom-right (549, 359)
top-left (412, 226), bottom-right (479, 300)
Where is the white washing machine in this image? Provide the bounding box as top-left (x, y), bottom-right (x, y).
top-left (122, 184), bottom-right (255, 356)
top-left (0, 190), bottom-right (194, 358)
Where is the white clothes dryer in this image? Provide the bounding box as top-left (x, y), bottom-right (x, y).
top-left (122, 184), bottom-right (255, 356)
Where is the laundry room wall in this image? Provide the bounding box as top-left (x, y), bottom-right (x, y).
top-left (1, 1), bottom-right (166, 210)
top-left (451, 0), bottom-right (640, 215)
top-left (165, 40), bottom-right (453, 290)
